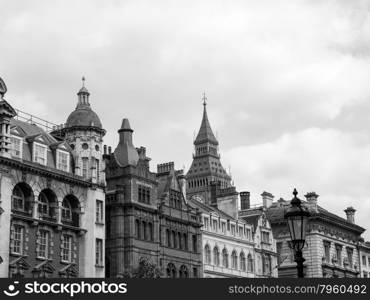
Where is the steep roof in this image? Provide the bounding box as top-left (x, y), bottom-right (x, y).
top-left (194, 103), bottom-right (218, 146)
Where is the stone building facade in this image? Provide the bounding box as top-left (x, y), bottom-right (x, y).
top-left (0, 77), bottom-right (105, 277)
top-left (266, 191), bottom-right (365, 278)
top-left (359, 241), bottom-right (370, 278)
top-left (104, 119), bottom-right (202, 278)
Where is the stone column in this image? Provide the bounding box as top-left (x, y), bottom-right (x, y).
top-left (32, 192), bottom-right (39, 219)
top-left (57, 197), bottom-right (63, 225)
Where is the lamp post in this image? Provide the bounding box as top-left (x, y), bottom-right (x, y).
top-left (284, 188), bottom-right (310, 278)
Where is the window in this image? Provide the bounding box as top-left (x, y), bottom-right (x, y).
top-left (179, 265), bottom-right (189, 278)
top-left (238, 226), bottom-right (243, 237)
top-left (203, 217), bottom-right (209, 230)
top-left (143, 221), bottom-right (147, 240)
top-left (61, 199), bottom-right (72, 221)
top-left (12, 225), bottom-right (24, 255)
top-left (61, 234), bottom-right (72, 262)
top-left (95, 159), bottom-right (100, 182)
top-left (347, 248), bottom-right (353, 268)
top-left (204, 245), bottom-right (211, 264)
top-left (178, 232), bottom-right (182, 249)
top-left (166, 229), bottom-right (171, 247)
top-left (138, 185), bottom-right (150, 204)
top-left (212, 220), bottom-right (218, 232)
top-left (231, 251), bottom-right (238, 269)
top-left (82, 157), bottom-right (89, 178)
top-left (38, 192), bottom-right (49, 216)
top-left (172, 231), bottom-right (177, 248)
top-left (222, 249), bottom-right (229, 268)
top-left (183, 233), bottom-right (188, 250)
top-left (11, 136), bottom-right (22, 158)
top-left (362, 255), bottom-right (367, 266)
top-left (246, 229), bottom-right (251, 240)
top-left (262, 254), bottom-right (272, 275)
top-left (247, 254), bottom-right (253, 272)
top-left (193, 267), bottom-right (198, 278)
top-left (95, 239), bottom-right (103, 266)
top-left (167, 263), bottom-right (176, 278)
top-left (336, 245), bottom-right (342, 266)
top-left (324, 241), bottom-right (331, 263)
top-left (192, 235), bottom-right (197, 252)
top-left (148, 223), bottom-right (154, 241)
top-left (169, 190), bottom-right (181, 209)
top-left (240, 252), bottom-right (246, 271)
top-left (276, 242), bottom-right (283, 265)
top-left (221, 222), bottom-right (226, 233)
top-left (12, 185), bottom-right (25, 211)
top-left (96, 200), bottom-right (103, 223)
top-left (368, 257), bottom-right (370, 267)
top-left (57, 150), bottom-right (69, 172)
top-left (33, 143), bottom-right (47, 165)
top-left (136, 219), bottom-right (141, 239)
top-left (261, 231), bottom-right (270, 244)
top-left (231, 225), bottom-right (235, 236)
top-left (39, 230), bottom-right (49, 259)
top-left (213, 247), bottom-right (220, 266)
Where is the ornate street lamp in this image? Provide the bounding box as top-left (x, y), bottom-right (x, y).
top-left (284, 188), bottom-right (310, 278)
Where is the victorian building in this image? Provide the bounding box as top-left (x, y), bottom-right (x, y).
top-left (358, 240), bottom-right (370, 278)
top-left (0, 77), bottom-right (105, 278)
top-left (266, 191), bottom-right (365, 278)
top-left (104, 119), bottom-right (202, 278)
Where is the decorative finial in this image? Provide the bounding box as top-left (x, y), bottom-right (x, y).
top-left (202, 91), bottom-right (207, 106)
top-left (82, 76), bottom-right (86, 87)
top-left (293, 188), bottom-right (298, 198)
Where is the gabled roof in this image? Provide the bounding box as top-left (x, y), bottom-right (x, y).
top-left (194, 103), bottom-right (218, 146)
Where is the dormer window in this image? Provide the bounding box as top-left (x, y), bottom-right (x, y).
top-left (11, 136), bottom-right (22, 158)
top-left (33, 143), bottom-right (47, 165)
top-left (57, 150), bottom-right (70, 172)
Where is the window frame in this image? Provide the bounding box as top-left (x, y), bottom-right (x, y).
top-left (33, 142), bottom-right (48, 166)
top-left (61, 234), bottom-right (72, 263)
top-left (11, 135), bottom-right (23, 158)
top-left (12, 225), bottom-right (24, 255)
top-left (56, 149), bottom-right (70, 172)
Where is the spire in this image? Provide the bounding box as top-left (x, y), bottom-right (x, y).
top-left (114, 118), bottom-right (139, 167)
top-left (194, 93), bottom-right (218, 146)
top-left (77, 76), bottom-right (90, 109)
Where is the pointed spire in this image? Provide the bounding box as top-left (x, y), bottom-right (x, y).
top-left (194, 93), bottom-right (218, 146)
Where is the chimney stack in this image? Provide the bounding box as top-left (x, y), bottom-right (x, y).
top-left (261, 191), bottom-right (274, 208)
top-left (344, 207), bottom-right (356, 224)
top-left (177, 170), bottom-right (187, 200)
top-left (157, 162), bottom-right (175, 175)
top-left (305, 192), bottom-right (319, 212)
top-left (240, 191), bottom-right (250, 210)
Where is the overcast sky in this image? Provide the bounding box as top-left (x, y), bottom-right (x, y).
top-left (1, 0), bottom-right (370, 239)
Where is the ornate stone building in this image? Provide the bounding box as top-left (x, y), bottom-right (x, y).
top-left (359, 241), bottom-right (370, 278)
top-left (0, 77), bottom-right (105, 277)
top-left (104, 119), bottom-right (202, 278)
top-left (266, 191), bottom-right (365, 278)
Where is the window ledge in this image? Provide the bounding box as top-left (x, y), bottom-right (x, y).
top-left (95, 221), bottom-right (104, 226)
top-left (95, 264), bottom-right (104, 268)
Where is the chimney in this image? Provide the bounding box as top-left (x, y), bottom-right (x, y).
top-left (240, 191), bottom-right (250, 210)
top-left (305, 192), bottom-right (319, 212)
top-left (261, 191), bottom-right (274, 208)
top-left (210, 181), bottom-right (220, 207)
top-left (344, 207), bottom-right (356, 224)
top-left (157, 162), bottom-right (175, 175)
top-left (108, 146), bottom-right (112, 154)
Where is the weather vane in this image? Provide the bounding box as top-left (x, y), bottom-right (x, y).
top-left (202, 91), bottom-right (207, 106)
top-left (82, 76), bottom-right (86, 87)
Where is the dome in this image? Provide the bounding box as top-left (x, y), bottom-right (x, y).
top-left (66, 107), bottom-right (102, 129)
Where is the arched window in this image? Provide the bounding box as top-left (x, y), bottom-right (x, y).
top-left (142, 221), bottom-right (147, 240)
top-left (179, 265), bottom-right (188, 278)
top-left (213, 247), bottom-right (220, 266)
top-left (166, 263), bottom-right (176, 278)
top-left (240, 252), bottom-right (246, 271)
top-left (183, 233), bottom-right (188, 250)
top-left (12, 185), bottom-right (25, 211)
top-left (204, 245), bottom-right (211, 264)
top-left (38, 192), bottom-right (50, 216)
top-left (61, 199), bottom-right (72, 221)
top-left (148, 222), bottom-right (153, 241)
top-left (262, 254), bottom-right (271, 275)
top-left (222, 249), bottom-right (229, 268)
top-left (178, 232), bottom-right (182, 249)
top-left (166, 229), bottom-right (171, 247)
top-left (135, 219), bottom-right (141, 239)
top-left (247, 254), bottom-right (253, 272)
top-left (172, 231), bottom-right (177, 248)
top-left (231, 251), bottom-right (238, 269)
